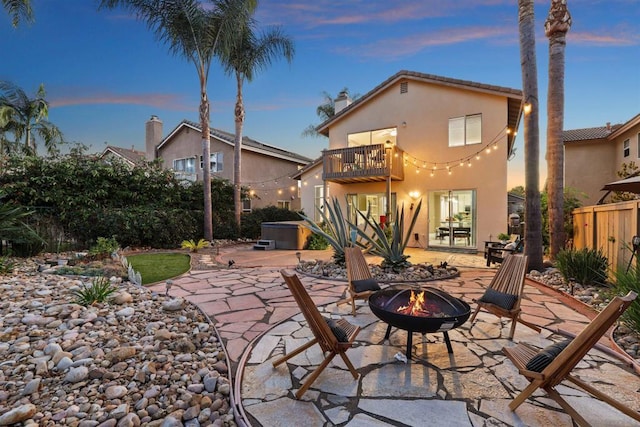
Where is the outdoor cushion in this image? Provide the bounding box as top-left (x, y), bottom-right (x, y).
top-left (525, 339), bottom-right (572, 372)
top-left (501, 242), bottom-right (517, 257)
top-left (324, 318), bottom-right (349, 342)
top-left (352, 278), bottom-right (381, 293)
top-left (479, 288), bottom-right (518, 310)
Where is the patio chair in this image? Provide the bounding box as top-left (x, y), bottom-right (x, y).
top-left (486, 238), bottom-right (524, 266)
top-left (502, 291), bottom-right (639, 427)
top-left (337, 247), bottom-right (381, 316)
top-left (469, 254), bottom-right (541, 339)
top-left (273, 270), bottom-right (360, 399)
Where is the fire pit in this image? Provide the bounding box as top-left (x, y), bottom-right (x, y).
top-left (369, 287), bottom-right (471, 359)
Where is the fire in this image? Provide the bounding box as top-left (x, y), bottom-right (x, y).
top-left (396, 290), bottom-right (428, 316)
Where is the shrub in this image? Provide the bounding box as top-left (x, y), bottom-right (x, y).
top-left (0, 256), bottom-right (15, 275)
top-left (89, 237), bottom-right (120, 259)
top-left (555, 248), bottom-right (608, 288)
top-left (72, 276), bottom-right (118, 306)
top-left (181, 238), bottom-right (208, 253)
top-left (612, 262), bottom-right (640, 332)
top-left (307, 232), bottom-right (329, 250)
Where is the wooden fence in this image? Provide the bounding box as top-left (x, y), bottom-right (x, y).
top-left (572, 200), bottom-right (640, 273)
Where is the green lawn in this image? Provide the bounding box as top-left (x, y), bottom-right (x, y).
top-left (126, 252), bottom-right (191, 285)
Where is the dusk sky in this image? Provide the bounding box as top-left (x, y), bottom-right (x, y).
top-left (2, 0), bottom-right (639, 188)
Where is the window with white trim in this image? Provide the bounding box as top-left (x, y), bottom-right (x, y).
top-left (242, 199), bottom-right (251, 212)
top-left (449, 114), bottom-right (482, 147)
top-left (637, 133), bottom-right (640, 158)
top-left (314, 185), bottom-right (325, 222)
top-left (200, 152), bottom-right (223, 172)
top-left (277, 200), bottom-right (291, 210)
top-left (173, 157), bottom-right (196, 173)
top-left (623, 139), bottom-right (630, 157)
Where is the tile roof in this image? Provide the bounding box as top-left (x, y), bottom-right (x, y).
top-left (562, 125), bottom-right (622, 142)
top-left (101, 146), bottom-right (147, 165)
top-left (162, 120), bottom-right (312, 164)
top-left (316, 70), bottom-right (523, 133)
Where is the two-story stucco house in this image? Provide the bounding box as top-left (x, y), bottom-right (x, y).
top-left (294, 70), bottom-right (523, 252)
top-left (564, 113), bottom-right (640, 206)
top-left (144, 116), bottom-right (313, 211)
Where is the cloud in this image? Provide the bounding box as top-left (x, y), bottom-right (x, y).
top-left (569, 31), bottom-right (638, 46)
top-left (334, 26), bottom-right (515, 60)
top-left (49, 91), bottom-right (196, 111)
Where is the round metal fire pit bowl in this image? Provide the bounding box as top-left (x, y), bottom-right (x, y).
top-left (369, 287), bottom-right (471, 358)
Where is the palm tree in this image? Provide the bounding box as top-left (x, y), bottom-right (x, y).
top-left (545, 0), bottom-right (572, 260)
top-left (0, 81), bottom-right (64, 156)
top-left (220, 15), bottom-right (294, 229)
top-left (518, 0), bottom-right (543, 271)
top-left (2, 0), bottom-right (33, 27)
top-left (99, 0), bottom-right (255, 241)
top-left (301, 88), bottom-right (359, 138)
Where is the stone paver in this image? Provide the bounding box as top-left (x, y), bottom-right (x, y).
top-left (148, 245), bottom-right (640, 427)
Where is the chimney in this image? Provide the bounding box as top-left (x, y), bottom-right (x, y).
top-left (145, 115), bottom-right (163, 160)
top-left (606, 122), bottom-right (611, 132)
top-left (334, 90), bottom-right (352, 114)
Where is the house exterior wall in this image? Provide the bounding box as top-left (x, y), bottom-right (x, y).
top-left (157, 126), bottom-right (303, 211)
top-left (613, 125), bottom-right (640, 172)
top-left (565, 139), bottom-right (617, 206)
top-left (300, 78), bottom-right (515, 252)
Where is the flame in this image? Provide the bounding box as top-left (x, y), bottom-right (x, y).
top-left (396, 290), bottom-right (428, 316)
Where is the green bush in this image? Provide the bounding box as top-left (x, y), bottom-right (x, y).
top-left (72, 276), bottom-right (118, 306)
top-left (90, 237), bottom-right (120, 258)
top-left (612, 262), bottom-right (640, 332)
top-left (555, 248), bottom-right (608, 288)
top-left (307, 232), bottom-right (329, 250)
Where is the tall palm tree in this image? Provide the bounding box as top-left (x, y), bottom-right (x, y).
top-left (2, 0), bottom-right (33, 27)
top-left (518, 0), bottom-right (543, 271)
top-left (545, 0), bottom-right (572, 260)
top-left (0, 81), bottom-right (64, 156)
top-left (220, 16), bottom-right (294, 228)
top-left (99, 0), bottom-right (255, 241)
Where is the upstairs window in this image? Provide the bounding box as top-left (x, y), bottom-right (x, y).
top-left (623, 139), bottom-right (630, 157)
top-left (637, 134), bottom-right (640, 158)
top-left (200, 152), bottom-right (223, 172)
top-left (449, 114), bottom-right (482, 147)
top-left (173, 157), bottom-right (195, 173)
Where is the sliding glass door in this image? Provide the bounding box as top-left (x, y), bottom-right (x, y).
top-left (428, 190), bottom-right (476, 248)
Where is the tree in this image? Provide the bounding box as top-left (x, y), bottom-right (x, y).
top-left (220, 13), bottom-right (294, 229)
top-left (0, 81), bottom-right (64, 156)
top-left (99, 0), bottom-right (255, 241)
top-left (518, 0), bottom-right (543, 270)
top-left (2, 0), bottom-right (33, 27)
top-left (301, 88), bottom-right (360, 138)
top-left (545, 0), bottom-right (572, 260)
top-left (611, 161), bottom-right (640, 202)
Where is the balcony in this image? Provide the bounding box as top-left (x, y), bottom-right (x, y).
top-left (322, 144), bottom-right (405, 184)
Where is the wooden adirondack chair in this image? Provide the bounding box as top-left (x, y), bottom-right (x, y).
top-left (469, 254), bottom-right (541, 339)
top-left (502, 291), bottom-right (639, 427)
top-left (273, 270), bottom-right (360, 399)
top-left (337, 247), bottom-right (381, 316)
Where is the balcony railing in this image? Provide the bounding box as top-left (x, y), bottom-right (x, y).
top-left (322, 144), bottom-right (405, 184)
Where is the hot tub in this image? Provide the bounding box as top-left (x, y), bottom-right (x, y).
top-left (260, 221), bottom-right (311, 250)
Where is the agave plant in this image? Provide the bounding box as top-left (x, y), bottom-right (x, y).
top-left (298, 197), bottom-right (357, 264)
top-left (353, 199), bottom-right (423, 272)
top-left (72, 276), bottom-right (118, 306)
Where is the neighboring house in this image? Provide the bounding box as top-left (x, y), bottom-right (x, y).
top-left (100, 145), bottom-right (147, 167)
top-left (145, 116), bottom-right (312, 211)
top-left (294, 70), bottom-right (523, 251)
top-left (564, 113), bottom-right (640, 206)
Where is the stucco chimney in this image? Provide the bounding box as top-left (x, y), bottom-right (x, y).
top-left (145, 115), bottom-right (163, 160)
top-left (606, 122), bottom-right (611, 131)
top-left (334, 90), bottom-right (352, 114)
